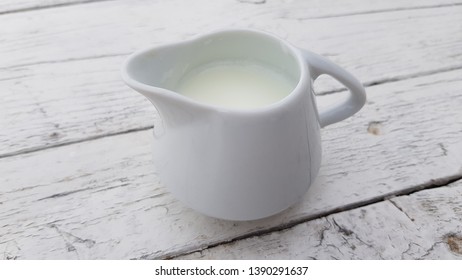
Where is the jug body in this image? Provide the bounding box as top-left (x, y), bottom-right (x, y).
top-left (151, 89), bottom-right (322, 221)
top-left (122, 29), bottom-right (366, 220)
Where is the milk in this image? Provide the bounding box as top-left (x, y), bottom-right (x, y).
top-left (176, 60), bottom-right (296, 109)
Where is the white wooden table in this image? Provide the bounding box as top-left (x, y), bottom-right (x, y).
top-left (1, 0), bottom-right (462, 260)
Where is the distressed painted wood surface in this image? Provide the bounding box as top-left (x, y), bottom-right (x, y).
top-left (180, 180), bottom-right (462, 259)
top-left (1, 68), bottom-right (461, 259)
top-left (2, 0), bottom-right (462, 260)
top-left (1, 0), bottom-right (462, 158)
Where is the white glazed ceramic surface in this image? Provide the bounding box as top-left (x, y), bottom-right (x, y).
top-left (121, 29), bottom-right (366, 221)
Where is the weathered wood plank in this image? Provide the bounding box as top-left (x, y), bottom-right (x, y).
top-left (1, 69), bottom-right (461, 259)
top-left (179, 179), bottom-right (462, 259)
top-left (0, 56), bottom-right (155, 157)
top-left (1, 0), bottom-right (460, 15)
top-left (2, 0), bottom-right (462, 70)
top-left (2, 2), bottom-right (462, 157)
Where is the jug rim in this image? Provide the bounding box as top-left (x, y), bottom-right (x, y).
top-left (121, 28), bottom-right (310, 115)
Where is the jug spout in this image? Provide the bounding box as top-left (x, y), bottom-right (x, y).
top-left (131, 85), bottom-right (211, 129)
top-left (121, 42), bottom-right (212, 127)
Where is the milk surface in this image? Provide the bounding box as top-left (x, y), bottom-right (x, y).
top-left (176, 60), bottom-right (296, 109)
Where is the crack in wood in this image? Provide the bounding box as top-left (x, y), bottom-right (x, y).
top-left (325, 243), bottom-right (344, 255)
top-left (331, 217), bottom-right (387, 259)
top-left (418, 241), bottom-right (445, 259)
top-left (48, 224), bottom-right (96, 258)
top-left (37, 187), bottom-right (92, 201)
top-left (91, 183), bottom-right (130, 194)
top-left (401, 242), bottom-right (422, 259)
top-left (315, 218), bottom-right (332, 247)
top-left (331, 218), bottom-right (354, 236)
top-left (37, 181), bottom-right (133, 201)
top-left (388, 200), bottom-right (415, 222)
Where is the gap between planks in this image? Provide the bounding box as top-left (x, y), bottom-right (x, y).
top-left (0, 53), bottom-right (129, 70)
top-left (162, 174), bottom-right (462, 259)
top-left (0, 0), bottom-right (114, 16)
top-left (2, 64), bottom-right (462, 160)
top-left (287, 2), bottom-right (462, 20)
top-left (0, 125), bottom-right (153, 159)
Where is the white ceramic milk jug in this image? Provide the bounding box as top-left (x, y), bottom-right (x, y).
top-left (122, 29), bottom-right (366, 221)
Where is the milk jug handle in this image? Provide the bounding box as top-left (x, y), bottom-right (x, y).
top-left (301, 50), bottom-right (366, 127)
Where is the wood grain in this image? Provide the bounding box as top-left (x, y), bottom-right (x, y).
top-left (180, 179), bottom-right (462, 259)
top-left (1, 69), bottom-right (461, 259)
top-left (1, 1), bottom-right (462, 157)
